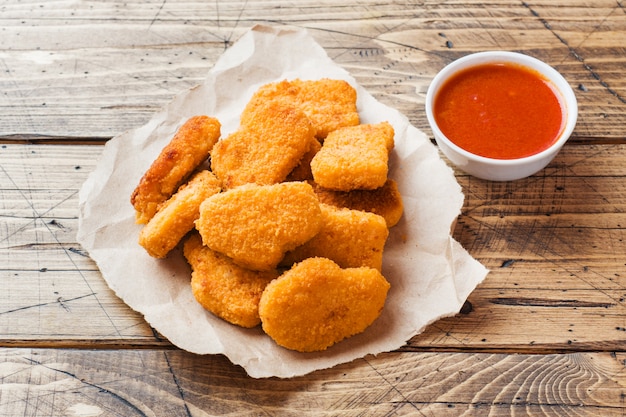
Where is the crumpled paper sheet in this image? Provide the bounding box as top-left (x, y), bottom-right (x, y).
top-left (77, 24), bottom-right (489, 378)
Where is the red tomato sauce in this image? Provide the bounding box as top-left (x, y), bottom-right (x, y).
top-left (434, 63), bottom-right (564, 159)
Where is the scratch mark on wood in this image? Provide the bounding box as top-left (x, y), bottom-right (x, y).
top-left (0, 162), bottom-right (125, 337)
top-left (0, 293), bottom-right (96, 315)
top-left (25, 357), bottom-right (149, 417)
top-left (69, 247), bottom-right (89, 257)
top-left (150, 0), bottom-right (167, 29)
top-left (150, 326), bottom-right (165, 342)
top-left (57, 297), bottom-right (71, 312)
top-left (48, 219), bottom-right (66, 230)
top-left (163, 352), bottom-right (193, 417)
top-left (490, 297), bottom-right (615, 308)
top-left (501, 259), bottom-right (515, 268)
top-left (220, 0), bottom-right (249, 50)
top-left (363, 357), bottom-right (426, 416)
top-left (522, 1), bottom-right (626, 104)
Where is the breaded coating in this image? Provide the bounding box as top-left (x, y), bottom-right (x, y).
top-left (138, 170), bottom-right (221, 258)
top-left (184, 233), bottom-right (278, 328)
top-left (259, 257), bottom-right (390, 352)
top-left (310, 122), bottom-right (395, 191)
top-left (242, 78), bottom-right (359, 139)
top-left (285, 137), bottom-right (322, 182)
top-left (131, 115), bottom-right (221, 224)
top-left (313, 179), bottom-right (404, 227)
top-left (196, 182), bottom-right (322, 271)
top-left (282, 204), bottom-right (389, 271)
top-left (211, 100), bottom-right (316, 189)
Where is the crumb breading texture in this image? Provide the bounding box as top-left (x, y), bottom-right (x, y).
top-left (282, 204), bottom-right (389, 271)
top-left (241, 78), bottom-right (360, 139)
top-left (184, 233), bottom-right (278, 328)
top-left (130, 79), bottom-right (402, 348)
top-left (131, 115), bottom-right (221, 224)
top-left (310, 122), bottom-right (395, 191)
top-left (196, 182), bottom-right (322, 271)
top-left (211, 100), bottom-right (316, 189)
top-left (286, 137), bottom-right (322, 182)
top-left (313, 179), bottom-right (404, 227)
top-left (259, 257), bottom-right (390, 352)
top-left (138, 170), bottom-right (221, 258)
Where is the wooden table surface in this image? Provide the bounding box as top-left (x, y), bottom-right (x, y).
top-left (1, 1), bottom-right (625, 415)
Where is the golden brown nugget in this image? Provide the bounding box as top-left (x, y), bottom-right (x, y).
top-left (285, 137), bottom-right (322, 182)
top-left (196, 182), bottom-right (322, 271)
top-left (211, 100), bottom-right (315, 189)
top-left (282, 204), bottom-right (389, 271)
top-left (310, 122), bottom-right (395, 191)
top-left (259, 257), bottom-right (390, 352)
top-left (241, 79), bottom-right (360, 139)
top-left (138, 170), bottom-right (221, 258)
top-left (184, 233), bottom-right (278, 328)
top-left (131, 115), bottom-right (221, 224)
top-left (312, 179), bottom-right (404, 227)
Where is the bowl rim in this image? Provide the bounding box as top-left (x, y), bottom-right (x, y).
top-left (425, 50), bottom-right (578, 166)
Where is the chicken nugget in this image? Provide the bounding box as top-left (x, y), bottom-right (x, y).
top-left (211, 100), bottom-right (315, 189)
top-left (131, 115), bottom-right (221, 224)
top-left (312, 179), bottom-right (404, 227)
top-left (196, 182), bottom-right (322, 271)
top-left (282, 204), bottom-right (389, 271)
top-left (285, 136), bottom-right (322, 182)
top-left (259, 257), bottom-right (390, 352)
top-left (242, 79), bottom-right (359, 139)
top-left (138, 170), bottom-right (221, 258)
top-left (184, 233), bottom-right (278, 328)
top-left (310, 122), bottom-right (395, 191)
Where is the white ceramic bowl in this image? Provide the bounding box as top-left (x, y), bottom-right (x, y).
top-left (425, 51), bottom-right (578, 181)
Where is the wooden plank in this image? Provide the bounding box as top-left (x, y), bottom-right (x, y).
top-left (1, 0), bottom-right (624, 410)
top-left (1, 143), bottom-right (625, 352)
top-left (0, 348), bottom-right (624, 416)
top-left (0, 349), bottom-right (626, 417)
top-left (0, 0), bottom-right (624, 141)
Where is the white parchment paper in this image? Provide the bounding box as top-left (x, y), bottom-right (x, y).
top-left (77, 24), bottom-right (489, 378)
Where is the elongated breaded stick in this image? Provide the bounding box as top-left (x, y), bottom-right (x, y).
top-left (131, 115), bottom-right (221, 224)
top-left (138, 170), bottom-right (221, 258)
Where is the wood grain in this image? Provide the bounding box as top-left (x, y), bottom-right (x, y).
top-left (0, 348), bottom-right (624, 416)
top-left (0, 1), bottom-right (624, 140)
top-left (2, 143), bottom-right (624, 352)
top-left (1, 0), bottom-right (626, 414)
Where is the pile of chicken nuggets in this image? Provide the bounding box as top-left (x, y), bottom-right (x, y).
top-left (130, 78), bottom-right (404, 353)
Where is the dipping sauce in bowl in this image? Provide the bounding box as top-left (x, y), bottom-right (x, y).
top-left (434, 63), bottom-right (564, 159)
top-left (425, 51), bottom-right (578, 181)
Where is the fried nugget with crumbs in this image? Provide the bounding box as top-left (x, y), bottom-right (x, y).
top-left (286, 136), bottom-right (322, 182)
top-left (211, 100), bottom-right (315, 189)
top-left (281, 204), bottom-right (389, 271)
top-left (259, 257), bottom-right (390, 352)
top-left (131, 115), bottom-right (221, 224)
top-left (196, 182), bottom-right (322, 271)
top-left (138, 170), bottom-right (221, 258)
top-left (310, 122), bottom-right (395, 191)
top-left (184, 233), bottom-right (278, 328)
top-left (312, 179), bottom-right (404, 227)
top-left (241, 78), bottom-right (359, 139)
